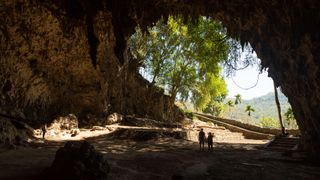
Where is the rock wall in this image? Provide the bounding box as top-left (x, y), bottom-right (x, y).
top-left (0, 0), bottom-right (183, 126)
top-left (207, 0), bottom-right (320, 158)
top-left (1, 0), bottom-right (320, 158)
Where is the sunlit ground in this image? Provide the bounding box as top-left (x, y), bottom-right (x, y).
top-left (1, 125), bottom-right (320, 180)
top-left (32, 121), bottom-right (269, 156)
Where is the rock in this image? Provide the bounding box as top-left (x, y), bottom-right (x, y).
top-left (106, 127), bottom-right (116, 132)
top-left (0, 118), bottom-right (18, 145)
top-left (43, 114), bottom-right (80, 138)
top-left (121, 115), bottom-right (182, 128)
top-left (0, 117), bottom-right (32, 147)
top-left (105, 113), bottom-right (123, 125)
top-left (45, 141), bottom-right (109, 179)
top-left (91, 126), bottom-right (106, 131)
top-left (33, 129), bottom-right (42, 136)
top-left (49, 114), bottom-right (78, 131)
top-left (70, 129), bottom-right (80, 137)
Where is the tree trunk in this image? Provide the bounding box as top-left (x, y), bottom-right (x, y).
top-left (274, 81), bottom-right (286, 135)
top-left (169, 90), bottom-right (177, 107)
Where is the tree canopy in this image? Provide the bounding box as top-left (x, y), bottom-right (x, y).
top-left (129, 16), bottom-right (229, 111)
top-left (260, 117), bottom-right (280, 128)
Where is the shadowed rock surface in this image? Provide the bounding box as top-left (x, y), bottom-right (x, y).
top-left (0, 116), bottom-right (33, 149)
top-left (0, 0), bottom-right (320, 158)
top-left (45, 141), bottom-right (109, 180)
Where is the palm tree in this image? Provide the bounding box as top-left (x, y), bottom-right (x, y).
top-left (273, 81), bottom-right (286, 135)
top-left (245, 105), bottom-right (255, 116)
top-left (234, 94), bottom-right (242, 105)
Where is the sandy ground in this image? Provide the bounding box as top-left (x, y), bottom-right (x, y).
top-left (0, 126), bottom-right (320, 180)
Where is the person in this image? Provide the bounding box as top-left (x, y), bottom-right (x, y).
top-left (198, 128), bottom-right (205, 151)
top-left (207, 132), bottom-right (214, 151)
top-left (41, 124), bottom-right (47, 139)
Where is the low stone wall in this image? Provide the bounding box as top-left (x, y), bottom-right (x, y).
top-left (195, 113), bottom-right (300, 136)
top-left (195, 114), bottom-right (274, 140)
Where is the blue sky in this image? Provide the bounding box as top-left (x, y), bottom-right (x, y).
top-left (225, 65), bottom-right (274, 100)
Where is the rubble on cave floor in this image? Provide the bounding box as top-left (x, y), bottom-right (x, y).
top-left (1, 117), bottom-right (319, 179)
top-left (1, 133), bottom-right (320, 180)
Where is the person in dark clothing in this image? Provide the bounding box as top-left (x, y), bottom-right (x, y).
top-left (41, 124), bottom-right (47, 139)
top-left (207, 132), bottom-right (214, 151)
top-left (198, 128), bottom-right (205, 151)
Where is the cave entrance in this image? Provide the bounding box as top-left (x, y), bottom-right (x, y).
top-left (128, 15), bottom-right (299, 135)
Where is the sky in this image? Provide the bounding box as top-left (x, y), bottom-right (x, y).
top-left (225, 65), bottom-right (274, 100)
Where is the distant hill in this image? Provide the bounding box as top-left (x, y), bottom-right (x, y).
top-left (223, 92), bottom-right (291, 125)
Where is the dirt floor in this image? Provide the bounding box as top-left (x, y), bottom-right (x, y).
top-left (0, 126), bottom-right (320, 180)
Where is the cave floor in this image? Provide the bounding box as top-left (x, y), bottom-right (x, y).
top-left (0, 128), bottom-right (320, 180)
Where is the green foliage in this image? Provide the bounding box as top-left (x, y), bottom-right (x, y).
top-left (260, 117), bottom-right (280, 128)
top-left (203, 100), bottom-right (225, 117)
top-left (223, 39), bottom-right (258, 77)
top-left (245, 105), bottom-right (255, 116)
top-left (284, 107), bottom-right (298, 129)
top-left (226, 100), bottom-right (234, 107)
top-left (184, 110), bottom-right (195, 120)
top-left (129, 16), bottom-right (228, 112)
top-left (234, 94), bottom-right (242, 105)
top-left (223, 92), bottom-right (292, 124)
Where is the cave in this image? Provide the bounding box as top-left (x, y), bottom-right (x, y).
top-left (1, 0), bottom-right (320, 165)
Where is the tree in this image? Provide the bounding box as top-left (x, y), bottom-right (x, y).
top-left (234, 94), bottom-right (242, 105)
top-left (284, 107), bottom-right (298, 129)
top-left (129, 16), bottom-right (228, 111)
top-left (245, 105), bottom-right (255, 116)
top-left (226, 100), bottom-right (234, 118)
top-left (226, 100), bottom-right (234, 108)
top-left (203, 100), bottom-right (225, 117)
top-left (261, 117), bottom-right (280, 128)
top-left (203, 95), bottom-right (226, 116)
top-left (273, 81), bottom-right (286, 135)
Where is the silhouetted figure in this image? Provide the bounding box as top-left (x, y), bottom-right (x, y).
top-left (207, 132), bottom-right (214, 151)
top-left (42, 124), bottom-right (47, 139)
top-left (198, 128), bottom-right (205, 151)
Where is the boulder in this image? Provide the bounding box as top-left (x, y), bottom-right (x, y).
top-left (70, 129), bottom-right (80, 137)
top-left (105, 113), bottom-right (123, 125)
top-left (0, 117), bottom-right (32, 147)
top-left (46, 141), bottom-right (109, 179)
top-left (45, 114), bottom-right (79, 138)
top-left (0, 118), bottom-right (18, 145)
top-left (49, 114), bottom-right (78, 131)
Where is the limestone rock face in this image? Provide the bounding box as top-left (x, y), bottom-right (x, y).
top-left (0, 1), bottom-right (184, 126)
top-left (1, 0), bottom-right (320, 157)
top-left (43, 114), bottom-right (80, 138)
top-left (46, 141), bottom-right (109, 179)
top-left (0, 117), bottom-right (33, 148)
top-left (0, 118), bottom-right (19, 146)
top-left (49, 114), bottom-right (79, 131)
top-left (105, 113), bottom-right (123, 125)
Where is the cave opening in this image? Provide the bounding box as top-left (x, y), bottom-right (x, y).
top-left (129, 15), bottom-right (299, 133)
